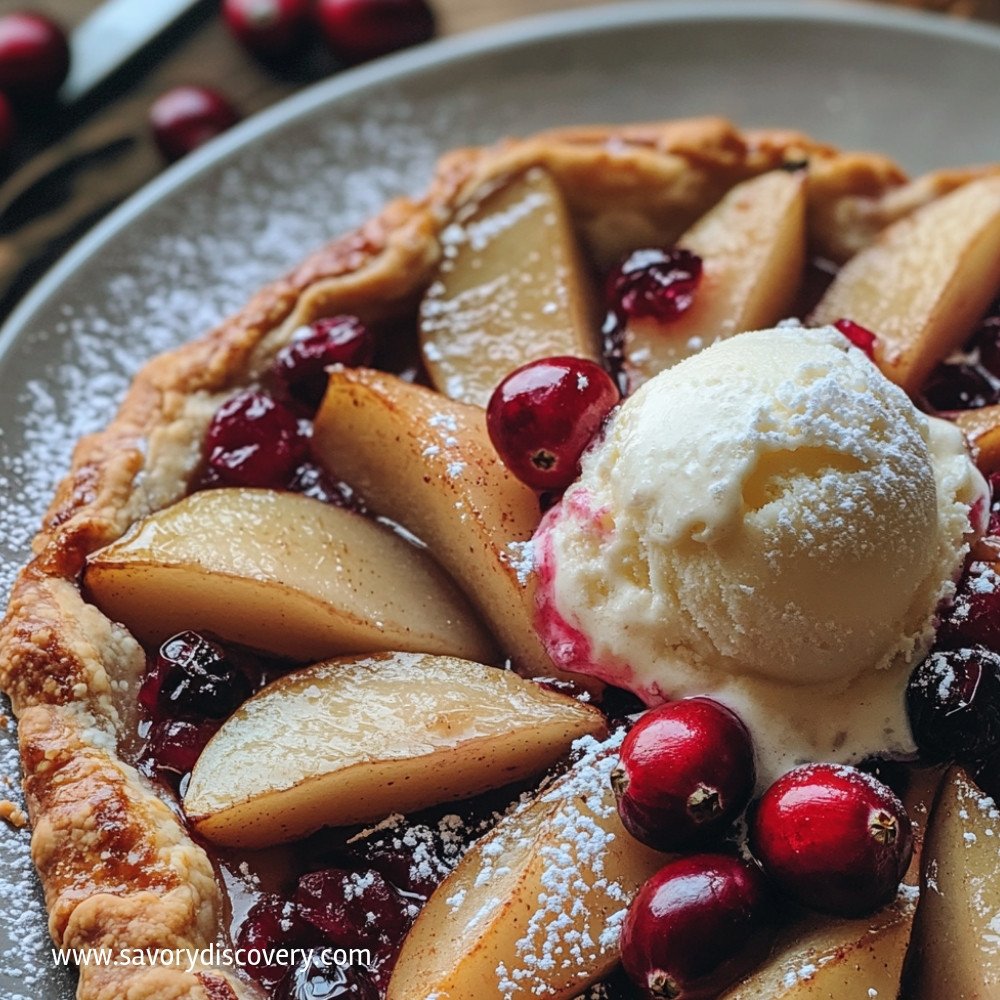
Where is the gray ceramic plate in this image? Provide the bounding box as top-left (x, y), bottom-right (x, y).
top-left (2, 1), bottom-right (999, 996)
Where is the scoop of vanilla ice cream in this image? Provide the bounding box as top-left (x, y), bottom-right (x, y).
top-left (534, 326), bottom-right (988, 783)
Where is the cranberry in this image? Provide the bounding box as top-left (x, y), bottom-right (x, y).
top-left (141, 630), bottom-right (251, 720)
top-left (611, 698), bottom-right (755, 851)
top-left (0, 11), bottom-right (69, 100)
top-left (486, 356), bottom-right (620, 492)
top-left (607, 247), bottom-right (702, 324)
top-left (238, 895), bottom-right (320, 991)
top-left (620, 854), bottom-right (776, 1000)
top-left (275, 317), bottom-right (375, 411)
top-left (316, 0), bottom-right (436, 64)
top-left (833, 318), bottom-right (877, 360)
top-left (940, 563), bottom-right (1000, 651)
top-left (150, 85), bottom-right (240, 162)
top-left (205, 389), bottom-right (309, 488)
top-left (907, 646), bottom-right (1000, 764)
top-left (147, 717), bottom-right (220, 775)
top-left (922, 362), bottom-right (999, 412)
top-left (281, 953), bottom-right (379, 999)
top-left (223, 0), bottom-right (310, 58)
top-left (296, 868), bottom-right (412, 989)
top-left (750, 763), bottom-right (913, 917)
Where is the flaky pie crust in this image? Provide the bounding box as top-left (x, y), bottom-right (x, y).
top-left (2, 118), bottom-right (996, 999)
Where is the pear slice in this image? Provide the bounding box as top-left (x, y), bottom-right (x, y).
top-left (184, 652), bottom-right (606, 848)
top-left (420, 166), bottom-right (599, 407)
top-left (953, 404), bottom-right (1000, 474)
top-left (900, 766), bottom-right (1000, 998)
top-left (722, 765), bottom-right (940, 1000)
top-left (810, 176), bottom-right (1000, 394)
top-left (386, 732), bottom-right (666, 1000)
top-left (312, 367), bottom-right (578, 687)
top-left (623, 169), bottom-right (806, 390)
top-left (84, 488), bottom-right (496, 664)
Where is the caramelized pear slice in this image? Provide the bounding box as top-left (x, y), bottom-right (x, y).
top-left (953, 404), bottom-right (1000, 474)
top-left (811, 176), bottom-right (1000, 394)
top-left (420, 166), bottom-right (599, 407)
top-left (624, 169), bottom-right (806, 389)
top-left (184, 652), bottom-right (605, 848)
top-left (313, 368), bottom-right (576, 686)
top-left (84, 488), bottom-right (495, 664)
top-left (387, 733), bottom-right (666, 1000)
top-left (901, 766), bottom-right (1000, 998)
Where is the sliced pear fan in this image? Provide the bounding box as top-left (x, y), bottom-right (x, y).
top-left (811, 175), bottom-right (1000, 394)
top-left (420, 166), bottom-right (600, 408)
top-left (183, 652), bottom-right (606, 848)
top-left (623, 169), bottom-right (807, 390)
top-left (387, 733), bottom-right (666, 1000)
top-left (84, 488), bottom-right (496, 664)
top-left (312, 367), bottom-right (586, 688)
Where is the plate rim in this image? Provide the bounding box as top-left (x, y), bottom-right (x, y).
top-left (1, 0), bottom-right (999, 364)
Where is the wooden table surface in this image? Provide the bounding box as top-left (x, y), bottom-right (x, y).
top-left (0, 0), bottom-right (997, 322)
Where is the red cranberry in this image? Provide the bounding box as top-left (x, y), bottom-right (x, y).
top-left (281, 953), bottom-right (379, 1000)
top-left (486, 356), bottom-right (620, 492)
top-left (147, 717), bottom-right (220, 775)
top-left (0, 11), bottom-right (69, 100)
top-left (295, 868), bottom-right (412, 990)
top-left (223, 0), bottom-right (310, 58)
top-left (611, 698), bottom-right (755, 851)
top-left (750, 763), bottom-right (913, 917)
top-left (316, 0), bottom-right (436, 64)
top-left (150, 85), bottom-right (240, 162)
top-left (620, 854), bottom-right (776, 1000)
top-left (833, 318), bottom-right (877, 360)
top-left (940, 563), bottom-right (1000, 651)
top-left (922, 362), bottom-right (999, 412)
top-left (0, 92), bottom-right (14, 155)
top-left (275, 316), bottom-right (375, 411)
top-left (141, 630), bottom-right (251, 720)
top-left (238, 895), bottom-right (320, 991)
top-left (205, 389), bottom-right (309, 488)
top-left (907, 646), bottom-right (1000, 764)
top-left (607, 247), bottom-right (702, 324)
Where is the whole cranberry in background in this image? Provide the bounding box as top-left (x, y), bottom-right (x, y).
top-left (486, 355), bottom-right (620, 492)
top-left (146, 717), bottom-right (220, 775)
top-left (907, 646), bottom-right (1000, 764)
top-left (606, 247), bottom-right (702, 325)
top-left (611, 698), bottom-right (755, 851)
top-left (620, 854), bottom-right (776, 1000)
top-left (833, 317), bottom-right (877, 361)
top-left (0, 11), bottom-right (70, 100)
top-left (150, 85), bottom-right (240, 162)
top-left (750, 763), bottom-right (913, 917)
top-left (0, 93), bottom-right (14, 156)
top-left (223, 0), bottom-right (311, 59)
top-left (274, 316), bottom-right (375, 410)
top-left (205, 388), bottom-right (309, 488)
top-left (316, 0), bottom-right (436, 64)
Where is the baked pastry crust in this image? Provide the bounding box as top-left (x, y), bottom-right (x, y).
top-left (2, 117), bottom-right (996, 999)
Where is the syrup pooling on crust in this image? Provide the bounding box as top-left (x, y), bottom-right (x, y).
top-left (4, 119), bottom-right (1000, 998)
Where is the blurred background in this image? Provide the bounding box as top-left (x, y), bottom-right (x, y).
top-left (0, 0), bottom-right (996, 322)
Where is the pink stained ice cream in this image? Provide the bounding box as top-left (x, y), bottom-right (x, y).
top-left (534, 326), bottom-right (989, 784)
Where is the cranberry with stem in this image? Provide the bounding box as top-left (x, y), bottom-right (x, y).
top-left (611, 698), bottom-right (755, 851)
top-left (486, 355), bottom-right (620, 492)
top-left (150, 85), bottom-right (240, 162)
top-left (750, 763), bottom-right (913, 917)
top-left (907, 646), bottom-right (1000, 764)
top-left (620, 854), bottom-right (776, 1000)
top-left (0, 11), bottom-right (70, 100)
top-left (316, 0), bottom-right (436, 65)
top-left (205, 388), bottom-right (309, 488)
top-left (606, 247), bottom-right (702, 325)
top-left (223, 0), bottom-right (310, 59)
top-left (274, 316), bottom-right (375, 411)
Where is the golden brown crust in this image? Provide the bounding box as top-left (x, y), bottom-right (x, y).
top-left (0, 117), bottom-right (986, 997)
